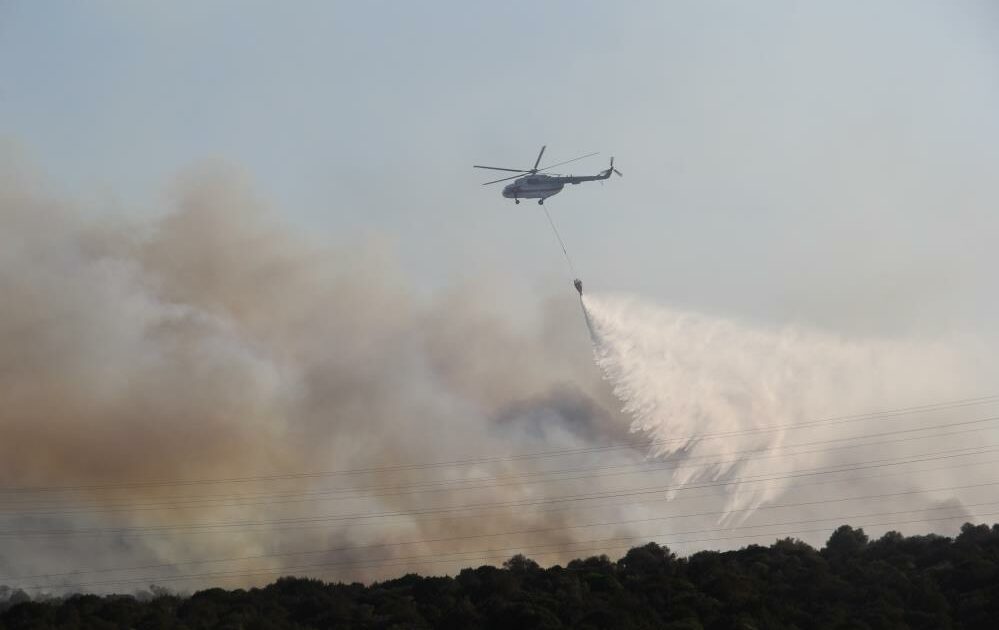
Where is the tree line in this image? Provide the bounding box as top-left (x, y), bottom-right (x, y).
top-left (2, 523), bottom-right (998, 629)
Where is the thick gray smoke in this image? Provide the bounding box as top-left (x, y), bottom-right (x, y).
top-left (0, 159), bottom-right (638, 594)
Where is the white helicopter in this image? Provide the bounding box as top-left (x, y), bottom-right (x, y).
top-left (474, 146), bottom-right (622, 204)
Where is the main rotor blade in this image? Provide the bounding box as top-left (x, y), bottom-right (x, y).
top-left (532, 145), bottom-right (546, 171)
top-left (482, 172), bottom-right (525, 185)
top-left (473, 165), bottom-right (530, 173)
top-left (538, 151), bottom-right (599, 172)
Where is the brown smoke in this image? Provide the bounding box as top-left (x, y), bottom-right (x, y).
top-left (0, 156), bottom-right (637, 592)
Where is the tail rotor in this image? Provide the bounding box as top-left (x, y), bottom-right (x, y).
top-left (609, 157), bottom-right (623, 177)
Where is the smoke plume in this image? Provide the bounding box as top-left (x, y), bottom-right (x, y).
top-left (2, 153), bottom-right (996, 595)
top-left (0, 159), bottom-right (635, 593)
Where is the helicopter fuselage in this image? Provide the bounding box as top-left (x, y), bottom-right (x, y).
top-left (502, 171), bottom-right (611, 202)
top-left (503, 174), bottom-right (563, 200)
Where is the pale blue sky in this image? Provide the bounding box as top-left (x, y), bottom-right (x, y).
top-left (3, 0), bottom-right (998, 335)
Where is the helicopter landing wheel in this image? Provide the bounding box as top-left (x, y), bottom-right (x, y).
top-left (538, 199), bottom-right (544, 205)
top-left (515, 199), bottom-right (520, 204)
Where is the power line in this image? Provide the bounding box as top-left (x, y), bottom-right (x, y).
top-left (3, 394), bottom-right (995, 494)
top-left (3, 416), bottom-right (997, 517)
top-left (9, 452), bottom-right (991, 559)
top-left (7, 395), bottom-right (999, 596)
top-left (9, 479), bottom-right (997, 583)
top-left (2, 444), bottom-right (995, 538)
top-left (39, 452), bottom-right (999, 542)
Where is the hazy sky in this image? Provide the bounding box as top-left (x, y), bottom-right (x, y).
top-left (4, 0), bottom-right (998, 338)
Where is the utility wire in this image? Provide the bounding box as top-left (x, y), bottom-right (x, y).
top-left (3, 444), bottom-right (996, 538)
top-left (6, 396), bottom-right (999, 593)
top-left (3, 394), bottom-right (996, 495)
top-left (3, 416), bottom-right (997, 516)
top-left (9, 453), bottom-right (993, 565)
top-left (8, 479), bottom-right (998, 583)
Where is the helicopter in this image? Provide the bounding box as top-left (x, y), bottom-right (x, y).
top-left (474, 146), bottom-right (622, 204)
